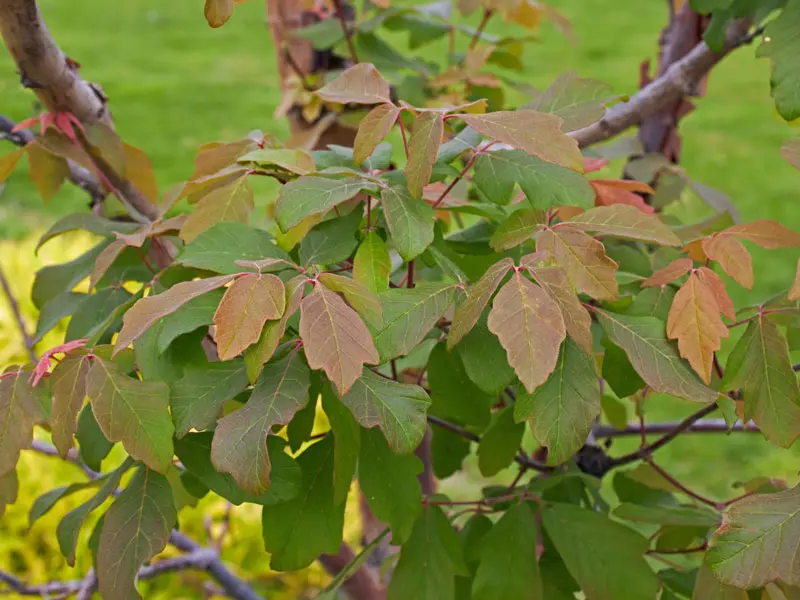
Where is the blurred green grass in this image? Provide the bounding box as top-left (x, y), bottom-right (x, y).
top-left (1, 0), bottom-right (800, 593)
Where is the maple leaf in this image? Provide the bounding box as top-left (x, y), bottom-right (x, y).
top-left (667, 271), bottom-right (730, 383)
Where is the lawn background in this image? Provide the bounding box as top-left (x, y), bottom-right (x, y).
top-left (1, 0), bottom-right (799, 597)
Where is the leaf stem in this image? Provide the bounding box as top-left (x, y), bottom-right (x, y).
top-left (644, 458), bottom-right (721, 509)
top-left (469, 9), bottom-right (493, 51)
top-left (332, 0), bottom-right (359, 64)
top-left (407, 260), bottom-right (415, 288)
top-left (397, 112), bottom-right (410, 159)
top-left (431, 148), bottom-right (483, 209)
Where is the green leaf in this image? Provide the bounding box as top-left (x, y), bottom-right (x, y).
top-left (602, 339), bottom-right (646, 398)
top-left (213, 273), bottom-right (285, 360)
top-left (320, 386), bottom-right (360, 504)
top-left (429, 341), bottom-right (494, 427)
top-left (613, 503), bottom-right (720, 527)
top-left (488, 272), bottom-right (567, 394)
top-left (515, 338), bottom-right (600, 465)
top-left (299, 207), bottom-right (362, 266)
top-left (339, 369), bottom-right (431, 454)
top-left (29, 478), bottom-right (101, 527)
top-left (291, 17), bottom-right (344, 50)
top-left (236, 148), bottom-right (315, 175)
top-left (211, 352), bottom-right (309, 494)
top-left (300, 283), bottom-right (379, 395)
top-left (66, 287), bottom-right (133, 343)
top-left (380, 184), bottom-right (436, 261)
top-left (170, 359), bottom-right (250, 437)
top-left (457, 318), bottom-right (516, 395)
top-left (472, 503), bottom-right (543, 600)
top-left (437, 126), bottom-right (482, 163)
top-left (477, 406), bottom-right (525, 476)
top-left (276, 175), bottom-right (374, 232)
top-left (319, 273), bottom-right (383, 329)
top-left (56, 459), bottom-right (132, 565)
top-left (155, 289), bottom-right (224, 353)
top-left (115, 274), bottom-right (235, 353)
top-left (50, 355), bottom-right (90, 458)
top-left (76, 404), bottom-right (113, 471)
top-left (0, 370), bottom-right (46, 477)
top-left (36, 212), bottom-right (138, 253)
top-left (353, 232), bottom-right (392, 293)
top-left (757, 0), bottom-right (800, 122)
top-left (373, 283), bottom-right (455, 361)
top-left (33, 291), bottom-right (85, 343)
top-left (388, 505), bottom-right (468, 600)
top-left (473, 150), bottom-right (594, 208)
top-left (176, 222), bottom-right (290, 275)
top-left (316, 63), bottom-right (393, 104)
top-left (32, 241), bottom-right (110, 309)
top-left (707, 485), bottom-right (800, 588)
top-left (262, 435), bottom-right (346, 571)
top-left (566, 205), bottom-right (681, 246)
top-left (459, 111), bottom-right (583, 171)
top-left (693, 563), bottom-right (748, 600)
top-left (722, 316), bottom-right (800, 447)
top-left (359, 427), bottom-right (422, 544)
top-left (523, 72), bottom-right (614, 132)
top-left (86, 357), bottom-right (174, 472)
top-left (355, 103), bottom-right (400, 164)
top-left (542, 503), bottom-right (660, 600)
top-left (407, 112), bottom-right (444, 199)
top-left (180, 175), bottom-right (254, 242)
top-left (449, 258), bottom-right (513, 348)
top-left (595, 310), bottom-right (718, 403)
top-left (490, 209), bottom-right (546, 251)
top-left (96, 466), bottom-right (177, 600)
top-left (175, 432), bottom-right (300, 505)
top-left (431, 426), bottom-right (471, 479)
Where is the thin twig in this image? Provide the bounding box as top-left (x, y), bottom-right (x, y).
top-left (0, 265), bottom-right (36, 362)
top-left (594, 418), bottom-right (758, 439)
top-left (646, 544), bottom-right (708, 556)
top-left (431, 148), bottom-right (482, 209)
top-left (331, 0), bottom-right (358, 63)
top-left (469, 9), bottom-right (493, 51)
top-left (397, 113), bottom-right (409, 159)
top-left (645, 458), bottom-right (721, 509)
top-left (607, 403), bottom-right (719, 468)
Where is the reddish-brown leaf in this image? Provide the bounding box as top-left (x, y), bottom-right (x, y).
top-left (696, 266), bottom-right (736, 321)
top-left (487, 271), bottom-right (566, 393)
top-left (205, 0), bottom-right (233, 27)
top-left (32, 338), bottom-right (88, 386)
top-left (790, 258), bottom-right (800, 301)
top-left (723, 220), bottom-right (800, 249)
top-left (318, 273), bottom-right (383, 329)
top-left (566, 204), bottom-right (680, 246)
top-left (180, 175), bottom-right (254, 242)
top-left (528, 265), bottom-right (593, 354)
top-left (191, 139), bottom-right (253, 180)
top-left (781, 137), bottom-right (800, 170)
top-left (406, 112), bottom-right (444, 199)
top-left (448, 258), bottom-right (514, 349)
top-left (299, 284), bottom-right (379, 395)
top-left (115, 275), bottom-right (235, 355)
top-left (214, 274), bottom-right (286, 361)
top-left (537, 226), bottom-right (619, 300)
top-left (458, 110), bottom-right (583, 171)
top-left (702, 234), bottom-right (754, 289)
top-left (641, 258), bottom-right (694, 288)
top-left (354, 103), bottom-right (399, 164)
top-left (50, 355), bottom-right (89, 458)
top-left (316, 63), bottom-right (392, 105)
top-left (667, 271), bottom-right (730, 383)
top-left (123, 142), bottom-right (159, 204)
top-left (591, 179), bottom-right (656, 215)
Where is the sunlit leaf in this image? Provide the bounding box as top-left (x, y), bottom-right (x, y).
top-left (180, 175), bottom-right (254, 242)
top-left (524, 72), bottom-right (614, 131)
top-left (373, 283), bottom-right (455, 360)
top-left (449, 258), bottom-right (514, 348)
top-left (96, 466), bottom-right (177, 600)
top-left (488, 271), bottom-right (566, 393)
top-left (213, 273), bottom-right (285, 360)
top-left (702, 234), bottom-right (753, 289)
top-left (338, 369), bottom-right (431, 454)
top-left (236, 148), bottom-right (315, 175)
top-left (86, 357), bottom-right (173, 472)
top-left (667, 271), bottom-right (730, 384)
top-left (566, 205), bottom-right (680, 246)
top-left (596, 309), bottom-right (718, 403)
top-left (300, 284), bottom-right (379, 395)
top-left (204, 0), bottom-right (233, 27)
top-left (515, 337), bottom-right (600, 465)
top-left (316, 63), bottom-right (393, 104)
top-left (211, 353), bottom-right (310, 494)
top-left (354, 103), bottom-right (400, 164)
top-left (459, 111), bottom-right (582, 170)
top-left (353, 232), bottom-right (392, 293)
top-left (707, 485), bottom-right (800, 587)
top-left (407, 112), bottom-right (444, 199)
top-left (723, 220), bottom-right (800, 249)
top-left (0, 148), bottom-right (24, 183)
top-left (115, 275), bottom-right (235, 354)
top-left (380, 184), bottom-right (436, 261)
top-left (538, 226), bottom-right (619, 300)
top-left (123, 142), bottom-right (159, 203)
top-left (721, 316), bottom-right (800, 447)
top-left (591, 179), bottom-right (656, 215)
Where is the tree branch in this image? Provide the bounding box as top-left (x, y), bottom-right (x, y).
top-left (0, 265), bottom-right (36, 363)
top-left (0, 114), bottom-right (106, 208)
top-left (594, 418), bottom-right (759, 439)
top-left (570, 18), bottom-right (753, 148)
top-left (0, 0), bottom-right (156, 220)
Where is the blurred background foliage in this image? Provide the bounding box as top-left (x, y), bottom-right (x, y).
top-left (1, 0), bottom-right (800, 597)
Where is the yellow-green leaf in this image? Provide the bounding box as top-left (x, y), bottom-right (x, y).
top-left (319, 272), bottom-right (383, 329)
top-left (0, 369), bottom-right (46, 477)
top-left (0, 148), bottom-right (24, 183)
top-left (566, 204), bottom-right (681, 246)
top-left (380, 184), bottom-right (435, 261)
top-left (354, 103), bottom-right (400, 164)
top-left (204, 0), bottom-right (234, 27)
top-left (406, 112), bottom-right (444, 199)
top-left (26, 142), bottom-right (69, 201)
top-left (180, 175), bottom-right (254, 242)
top-left (353, 232), bottom-right (392, 294)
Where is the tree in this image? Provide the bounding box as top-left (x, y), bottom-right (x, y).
top-left (1, 0), bottom-right (800, 598)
